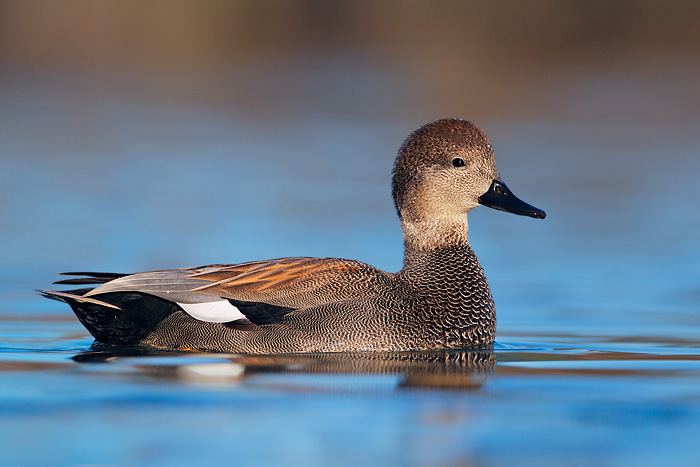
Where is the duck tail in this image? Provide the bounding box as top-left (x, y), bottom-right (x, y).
top-left (39, 282), bottom-right (180, 346)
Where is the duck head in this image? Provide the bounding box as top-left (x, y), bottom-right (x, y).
top-left (392, 118), bottom-right (545, 249)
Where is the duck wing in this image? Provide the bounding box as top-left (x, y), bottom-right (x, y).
top-left (189, 257), bottom-right (389, 308)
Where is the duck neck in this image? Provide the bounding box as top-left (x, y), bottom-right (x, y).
top-left (400, 215), bottom-right (470, 259)
top-left (399, 215), bottom-right (482, 286)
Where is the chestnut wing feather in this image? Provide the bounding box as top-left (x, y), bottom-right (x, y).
top-left (190, 257), bottom-right (389, 308)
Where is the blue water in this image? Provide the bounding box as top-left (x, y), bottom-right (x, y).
top-left (2, 67), bottom-right (700, 466)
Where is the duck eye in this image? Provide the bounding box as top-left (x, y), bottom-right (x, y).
top-left (452, 158), bottom-right (465, 167)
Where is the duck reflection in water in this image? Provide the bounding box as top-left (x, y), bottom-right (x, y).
top-left (74, 347), bottom-right (496, 390)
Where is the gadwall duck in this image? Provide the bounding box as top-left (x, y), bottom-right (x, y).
top-left (41, 119), bottom-right (545, 353)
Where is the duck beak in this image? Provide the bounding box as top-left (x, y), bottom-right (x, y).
top-left (478, 180), bottom-right (546, 219)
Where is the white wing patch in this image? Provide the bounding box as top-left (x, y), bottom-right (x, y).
top-left (177, 300), bottom-right (245, 323)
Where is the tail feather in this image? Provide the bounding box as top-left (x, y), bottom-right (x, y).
top-left (38, 289), bottom-right (121, 309)
top-left (54, 272), bottom-right (127, 286)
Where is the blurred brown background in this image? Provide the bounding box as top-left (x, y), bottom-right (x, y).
top-left (2, 0), bottom-right (699, 122)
